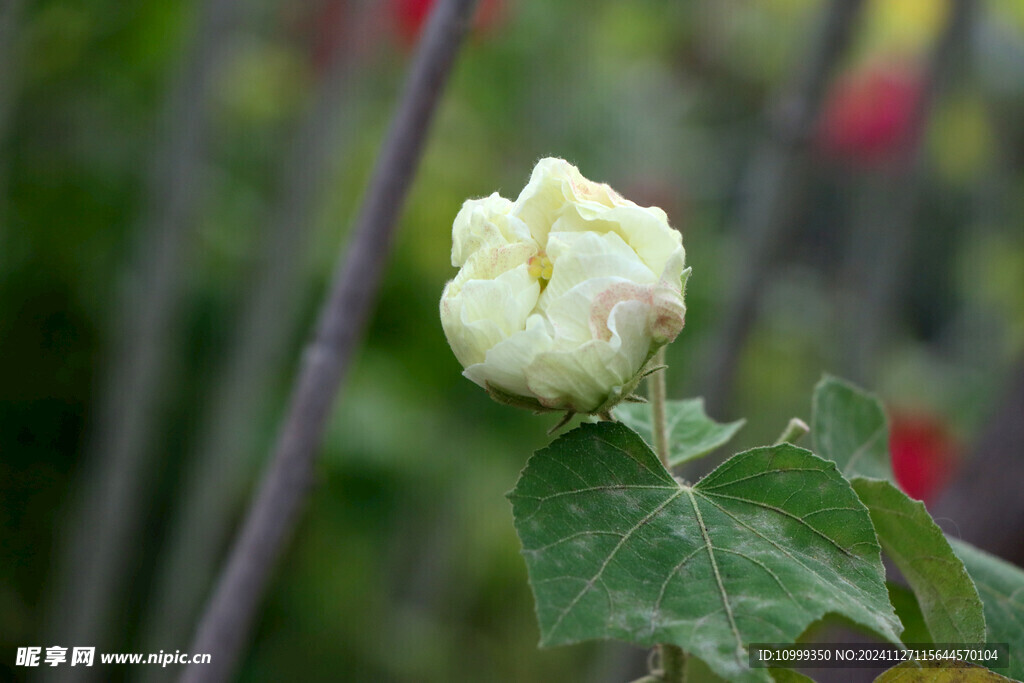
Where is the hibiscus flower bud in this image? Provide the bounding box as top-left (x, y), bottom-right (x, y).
top-left (440, 158), bottom-right (688, 415)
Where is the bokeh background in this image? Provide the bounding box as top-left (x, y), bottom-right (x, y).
top-left (2, 0), bottom-right (1023, 681)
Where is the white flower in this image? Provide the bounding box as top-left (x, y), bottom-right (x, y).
top-left (440, 158), bottom-right (688, 414)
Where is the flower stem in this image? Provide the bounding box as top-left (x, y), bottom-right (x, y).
top-left (699, 0), bottom-right (868, 417)
top-left (659, 643), bottom-right (687, 683)
top-left (645, 348), bottom-right (687, 681)
top-left (647, 347), bottom-right (670, 469)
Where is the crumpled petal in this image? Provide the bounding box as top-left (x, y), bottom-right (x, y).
top-left (439, 158), bottom-right (687, 414)
top-left (441, 264), bottom-right (540, 368)
top-left (451, 193), bottom-right (535, 267)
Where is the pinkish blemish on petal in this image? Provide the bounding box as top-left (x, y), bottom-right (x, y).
top-left (650, 287), bottom-right (686, 343)
top-left (589, 283), bottom-right (652, 341)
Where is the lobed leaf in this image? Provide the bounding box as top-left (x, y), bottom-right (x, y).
top-left (613, 398), bottom-right (745, 467)
top-left (812, 375), bottom-right (893, 482)
top-left (509, 422), bottom-right (900, 682)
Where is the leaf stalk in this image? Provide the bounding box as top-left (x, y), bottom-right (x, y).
top-left (659, 643), bottom-right (687, 683)
top-left (647, 347), bottom-right (670, 469)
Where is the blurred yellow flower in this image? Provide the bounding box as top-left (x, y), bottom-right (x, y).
top-left (859, 0), bottom-right (948, 57)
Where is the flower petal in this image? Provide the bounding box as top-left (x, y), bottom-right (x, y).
top-left (440, 265), bottom-right (540, 367)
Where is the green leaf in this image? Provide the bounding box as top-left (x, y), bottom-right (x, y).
top-left (811, 375), bottom-right (893, 482)
top-left (508, 422), bottom-right (901, 683)
top-left (950, 539), bottom-right (1024, 682)
top-left (853, 479), bottom-right (986, 644)
top-left (888, 583), bottom-right (933, 645)
top-left (811, 375), bottom-right (984, 647)
top-left (612, 398), bottom-right (745, 467)
top-left (874, 660), bottom-right (1012, 682)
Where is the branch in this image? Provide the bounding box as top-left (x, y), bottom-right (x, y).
top-left (180, 1), bottom-right (481, 680)
top-left (699, 0), bottom-right (867, 418)
top-left (41, 0), bottom-right (245, 675)
top-left (137, 4), bottom-right (382, 673)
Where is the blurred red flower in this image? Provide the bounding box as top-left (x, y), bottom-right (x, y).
top-left (889, 412), bottom-right (958, 503)
top-left (817, 61), bottom-right (922, 166)
top-left (391, 0), bottom-right (505, 47)
top-left (305, 0), bottom-right (505, 74)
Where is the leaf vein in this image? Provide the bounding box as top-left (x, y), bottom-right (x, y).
top-left (590, 433), bottom-right (675, 485)
top-left (685, 488), bottom-right (743, 662)
top-left (713, 547), bottom-right (806, 616)
top-left (536, 452), bottom-right (591, 487)
top-left (699, 491), bottom-right (856, 558)
top-left (697, 494), bottom-right (883, 613)
top-left (698, 467), bottom-right (828, 491)
top-left (844, 422), bottom-right (885, 477)
top-left (649, 544), bottom-right (708, 639)
top-left (513, 484), bottom-right (677, 504)
top-left (547, 488), bottom-right (685, 639)
top-left (524, 530), bottom-right (625, 554)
